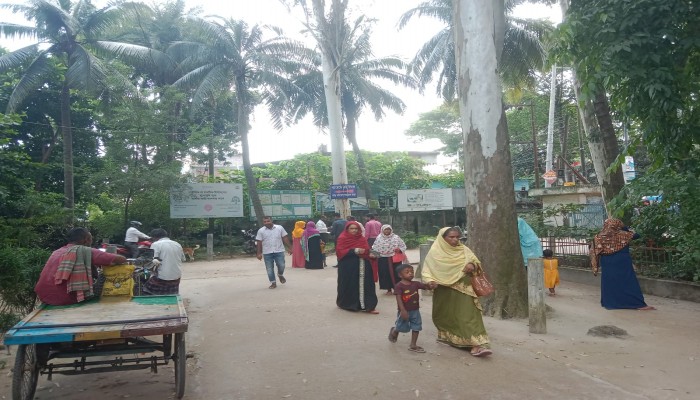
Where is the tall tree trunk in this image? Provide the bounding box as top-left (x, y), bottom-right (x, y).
top-left (60, 81), bottom-right (74, 215)
top-left (236, 80), bottom-right (265, 225)
top-left (312, 0), bottom-right (350, 218)
top-left (454, 0), bottom-right (527, 318)
top-left (592, 91), bottom-right (625, 197)
top-left (35, 119), bottom-right (59, 191)
top-left (209, 133), bottom-right (215, 233)
top-left (561, 0), bottom-right (624, 205)
top-left (345, 113), bottom-right (373, 203)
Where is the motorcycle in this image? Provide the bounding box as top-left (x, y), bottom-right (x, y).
top-left (241, 228), bottom-right (257, 255)
top-left (100, 240), bottom-right (152, 258)
top-left (132, 256), bottom-right (157, 296)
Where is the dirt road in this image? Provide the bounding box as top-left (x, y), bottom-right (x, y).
top-left (2, 250), bottom-right (699, 399)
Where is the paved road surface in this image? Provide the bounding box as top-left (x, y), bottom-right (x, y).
top-left (2, 249), bottom-right (699, 399)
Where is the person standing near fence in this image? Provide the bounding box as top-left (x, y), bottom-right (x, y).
top-left (590, 218), bottom-right (655, 310)
top-left (517, 217), bottom-right (542, 268)
top-left (543, 249), bottom-right (560, 296)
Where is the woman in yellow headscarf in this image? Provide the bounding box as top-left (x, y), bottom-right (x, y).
top-left (291, 220), bottom-right (306, 268)
top-left (422, 227), bottom-right (492, 357)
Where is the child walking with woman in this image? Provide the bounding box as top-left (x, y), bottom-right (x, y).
top-left (388, 264), bottom-right (436, 353)
top-left (543, 249), bottom-right (560, 296)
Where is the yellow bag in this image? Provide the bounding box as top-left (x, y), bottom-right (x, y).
top-left (101, 264), bottom-right (135, 297)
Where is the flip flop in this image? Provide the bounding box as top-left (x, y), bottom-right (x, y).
top-left (408, 346), bottom-right (425, 353)
top-left (367, 309), bottom-right (379, 314)
top-left (388, 328), bottom-right (397, 343)
top-left (470, 348), bottom-right (492, 357)
top-left (638, 305), bottom-right (656, 310)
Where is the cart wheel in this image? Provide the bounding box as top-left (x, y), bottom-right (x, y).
top-left (12, 344), bottom-right (40, 400)
top-left (173, 333), bottom-right (186, 399)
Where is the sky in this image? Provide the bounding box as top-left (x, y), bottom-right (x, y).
top-left (0, 0), bottom-right (561, 164)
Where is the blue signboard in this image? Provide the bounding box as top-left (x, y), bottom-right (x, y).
top-left (330, 184), bottom-right (358, 199)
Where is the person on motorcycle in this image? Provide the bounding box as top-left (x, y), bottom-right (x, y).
top-left (144, 228), bottom-right (185, 295)
top-left (125, 221), bottom-right (150, 258)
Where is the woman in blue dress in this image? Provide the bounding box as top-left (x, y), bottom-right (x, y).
top-left (591, 218), bottom-right (655, 310)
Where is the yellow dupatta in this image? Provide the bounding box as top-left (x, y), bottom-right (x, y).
top-left (292, 221), bottom-right (306, 239)
top-left (422, 227), bottom-right (481, 294)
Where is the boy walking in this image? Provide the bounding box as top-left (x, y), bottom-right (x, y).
top-left (388, 264), bottom-right (436, 352)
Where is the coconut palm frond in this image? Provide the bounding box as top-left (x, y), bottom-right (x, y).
top-left (5, 50), bottom-right (52, 112)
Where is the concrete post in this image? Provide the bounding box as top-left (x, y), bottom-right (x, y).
top-left (207, 233), bottom-right (214, 261)
top-left (528, 257), bottom-right (546, 334)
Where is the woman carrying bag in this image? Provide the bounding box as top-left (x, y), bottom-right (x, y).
top-left (371, 225), bottom-right (407, 295)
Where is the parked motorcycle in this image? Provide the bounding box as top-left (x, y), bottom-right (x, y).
top-left (241, 228), bottom-right (257, 255)
top-left (100, 240), bottom-right (152, 258)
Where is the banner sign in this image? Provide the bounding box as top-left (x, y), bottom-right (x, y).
top-left (170, 183), bottom-right (244, 218)
top-left (250, 190), bottom-right (313, 220)
top-left (397, 189), bottom-right (453, 212)
top-left (330, 184), bottom-right (358, 199)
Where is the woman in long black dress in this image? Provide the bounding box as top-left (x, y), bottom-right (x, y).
top-left (591, 218), bottom-right (655, 310)
top-left (302, 221), bottom-right (324, 269)
top-left (335, 221), bottom-right (379, 313)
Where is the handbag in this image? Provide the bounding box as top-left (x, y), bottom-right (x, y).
top-left (470, 265), bottom-right (495, 297)
top-left (392, 250), bottom-right (407, 264)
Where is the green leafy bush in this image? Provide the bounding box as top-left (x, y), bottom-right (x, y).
top-left (398, 231), bottom-right (431, 249)
top-left (0, 246), bottom-right (50, 320)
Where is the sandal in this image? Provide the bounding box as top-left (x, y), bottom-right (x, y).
top-left (388, 328), bottom-right (397, 343)
top-left (367, 309), bottom-right (379, 314)
top-left (638, 305), bottom-right (656, 310)
top-left (470, 347), bottom-right (492, 357)
top-left (408, 346), bottom-right (425, 353)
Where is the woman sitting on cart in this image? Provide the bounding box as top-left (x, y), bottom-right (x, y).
top-left (35, 227), bottom-right (127, 306)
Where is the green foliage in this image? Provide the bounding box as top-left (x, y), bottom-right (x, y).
top-left (610, 164), bottom-right (700, 281)
top-left (397, 231), bottom-right (431, 249)
top-left (552, 0), bottom-right (700, 169)
top-left (433, 170), bottom-right (465, 188)
top-left (405, 101), bottom-right (462, 158)
top-left (0, 246), bottom-right (50, 317)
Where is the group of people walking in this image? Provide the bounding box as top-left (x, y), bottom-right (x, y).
top-left (254, 213), bottom-right (655, 358)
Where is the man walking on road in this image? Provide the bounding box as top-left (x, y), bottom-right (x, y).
top-left (256, 216), bottom-right (292, 289)
top-left (364, 214), bottom-right (382, 246)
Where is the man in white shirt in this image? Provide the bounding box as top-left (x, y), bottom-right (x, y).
top-left (124, 221), bottom-right (150, 258)
top-left (256, 216), bottom-right (292, 289)
top-left (144, 229), bottom-right (185, 295)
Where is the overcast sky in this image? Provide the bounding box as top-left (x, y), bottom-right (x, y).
top-left (0, 0), bottom-right (560, 164)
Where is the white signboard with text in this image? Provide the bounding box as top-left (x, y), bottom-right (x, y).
top-left (397, 189), bottom-right (453, 212)
top-left (170, 183), bottom-right (244, 218)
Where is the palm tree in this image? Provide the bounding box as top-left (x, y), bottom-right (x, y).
top-left (169, 18), bottom-right (312, 224)
top-left (0, 0), bottom-right (169, 212)
top-left (398, 0), bottom-right (552, 100)
top-left (286, 24), bottom-right (416, 203)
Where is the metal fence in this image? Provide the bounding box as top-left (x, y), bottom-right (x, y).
top-left (538, 236), bottom-right (678, 278)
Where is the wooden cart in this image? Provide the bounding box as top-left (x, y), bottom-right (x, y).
top-left (3, 295), bottom-right (188, 400)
